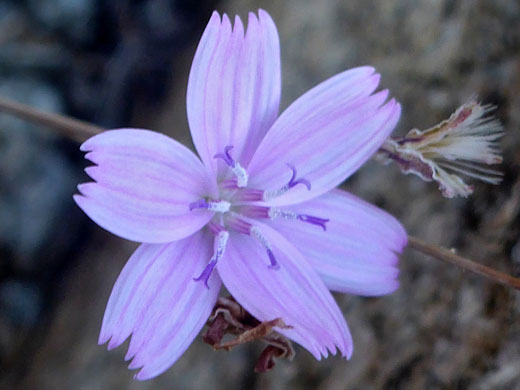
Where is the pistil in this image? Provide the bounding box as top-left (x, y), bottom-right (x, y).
top-left (225, 217), bottom-right (279, 269)
top-left (250, 227), bottom-right (279, 270)
top-left (239, 206), bottom-right (329, 231)
top-left (233, 164), bottom-right (311, 202)
top-left (263, 164), bottom-right (311, 201)
top-left (214, 145), bottom-right (248, 187)
top-left (189, 199), bottom-right (231, 213)
top-left (226, 216), bottom-right (252, 235)
top-left (194, 230), bottom-right (229, 288)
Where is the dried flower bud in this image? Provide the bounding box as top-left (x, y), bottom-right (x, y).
top-left (376, 100), bottom-right (503, 198)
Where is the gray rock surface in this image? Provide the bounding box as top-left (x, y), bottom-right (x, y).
top-left (1, 0), bottom-right (520, 389)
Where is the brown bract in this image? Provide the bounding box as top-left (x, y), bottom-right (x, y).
top-left (203, 297), bottom-right (295, 373)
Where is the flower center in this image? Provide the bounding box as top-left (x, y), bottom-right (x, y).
top-left (189, 145), bottom-right (329, 287)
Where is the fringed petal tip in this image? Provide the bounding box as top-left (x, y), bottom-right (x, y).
top-left (310, 342), bottom-right (353, 361)
top-left (187, 8), bottom-right (281, 173)
top-left (73, 184), bottom-right (213, 244)
top-left (97, 331), bottom-right (110, 347)
top-left (217, 224), bottom-right (353, 363)
top-left (247, 68), bottom-right (400, 207)
top-left (267, 190), bottom-right (404, 297)
top-left (98, 235), bottom-right (221, 381)
top-left (209, 8), bottom-right (275, 23)
top-left (74, 129), bottom-right (217, 243)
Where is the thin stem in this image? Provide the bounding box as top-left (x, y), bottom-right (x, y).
top-left (408, 235), bottom-right (520, 290)
top-left (0, 96), bottom-right (103, 142)
top-left (2, 96), bottom-right (518, 290)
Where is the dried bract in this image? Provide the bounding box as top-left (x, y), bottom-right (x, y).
top-left (204, 297), bottom-right (294, 373)
top-left (377, 100), bottom-right (503, 197)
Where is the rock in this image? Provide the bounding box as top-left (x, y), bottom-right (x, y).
top-left (0, 278), bottom-right (43, 362)
top-left (0, 78), bottom-right (81, 274)
top-left (3, 0), bottom-right (520, 389)
top-left (0, 279), bottom-right (42, 328)
top-left (26, 0), bottom-right (97, 44)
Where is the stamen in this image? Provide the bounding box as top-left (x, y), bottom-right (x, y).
top-left (239, 206), bottom-right (329, 231)
top-left (194, 231), bottom-right (229, 288)
top-left (208, 201), bottom-right (231, 213)
top-left (287, 164), bottom-right (311, 190)
top-left (208, 221), bottom-right (226, 234)
top-left (263, 164), bottom-right (311, 201)
top-left (193, 259), bottom-right (217, 289)
top-left (233, 188), bottom-right (264, 202)
top-left (221, 179), bottom-right (238, 189)
top-left (239, 206), bottom-right (270, 219)
top-left (266, 249), bottom-right (278, 270)
top-left (232, 165), bottom-right (311, 202)
top-left (250, 226), bottom-right (279, 270)
top-left (231, 164), bottom-right (248, 188)
top-left (268, 208), bottom-right (329, 231)
top-left (268, 208), bottom-right (297, 220)
top-left (214, 145), bottom-right (248, 188)
top-left (189, 198), bottom-right (209, 211)
top-left (296, 215), bottom-right (329, 231)
top-left (189, 199), bottom-right (230, 213)
top-left (226, 216), bottom-right (253, 235)
top-left (214, 145), bottom-right (235, 166)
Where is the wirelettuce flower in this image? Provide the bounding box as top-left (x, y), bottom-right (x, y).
top-left (73, 10), bottom-right (407, 380)
top-left (376, 100), bottom-right (503, 198)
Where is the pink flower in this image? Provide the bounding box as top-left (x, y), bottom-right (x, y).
top-left (74, 10), bottom-right (406, 380)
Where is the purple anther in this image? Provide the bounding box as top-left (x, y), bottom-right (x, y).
top-left (214, 145), bottom-right (235, 167)
top-left (189, 198), bottom-right (209, 211)
top-left (193, 259), bottom-right (217, 289)
top-left (287, 164), bottom-right (311, 190)
top-left (297, 214), bottom-right (329, 231)
top-left (266, 249), bottom-right (280, 270)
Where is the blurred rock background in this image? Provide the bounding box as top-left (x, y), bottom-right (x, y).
top-left (0, 0), bottom-right (519, 389)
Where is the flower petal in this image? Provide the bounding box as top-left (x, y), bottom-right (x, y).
top-left (98, 230), bottom-right (221, 380)
top-left (217, 223), bottom-right (352, 359)
top-left (268, 189), bottom-right (407, 296)
top-left (74, 129), bottom-right (216, 243)
top-left (187, 10), bottom-right (281, 177)
top-left (247, 67), bottom-right (401, 206)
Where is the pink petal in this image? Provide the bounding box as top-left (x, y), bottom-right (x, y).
top-left (268, 189), bottom-right (407, 296)
top-left (217, 223), bottom-right (353, 359)
top-left (99, 230), bottom-right (221, 380)
top-left (187, 10), bottom-right (281, 177)
top-left (247, 67), bottom-right (401, 206)
top-left (74, 129), bottom-right (217, 243)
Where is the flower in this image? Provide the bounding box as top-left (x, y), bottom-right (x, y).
top-left (376, 100), bottom-right (503, 197)
top-left (74, 10), bottom-right (406, 380)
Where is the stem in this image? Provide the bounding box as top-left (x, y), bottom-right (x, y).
top-left (0, 96), bottom-right (103, 142)
top-left (1, 96), bottom-right (518, 290)
top-left (408, 235), bottom-right (520, 290)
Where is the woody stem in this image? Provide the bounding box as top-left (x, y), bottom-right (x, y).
top-left (0, 96), bottom-right (103, 142)
top-left (407, 235), bottom-right (520, 290)
top-left (1, 95), bottom-right (518, 290)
